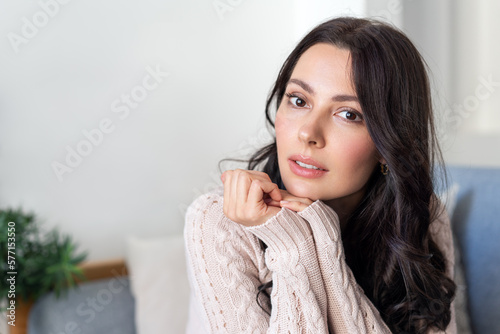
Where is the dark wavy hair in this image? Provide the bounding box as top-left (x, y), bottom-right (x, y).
top-left (248, 17), bottom-right (456, 333)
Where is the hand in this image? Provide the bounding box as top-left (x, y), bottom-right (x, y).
top-left (221, 170), bottom-right (314, 226)
top-left (264, 189), bottom-right (314, 212)
top-left (221, 169), bottom-right (282, 226)
top-left (278, 190), bottom-right (314, 212)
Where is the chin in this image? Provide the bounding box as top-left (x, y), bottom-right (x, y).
top-left (284, 182), bottom-right (322, 201)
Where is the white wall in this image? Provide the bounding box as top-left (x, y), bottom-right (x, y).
top-left (443, 0), bottom-right (500, 166)
top-left (367, 0), bottom-right (500, 167)
top-left (0, 0), bottom-right (365, 261)
top-left (4, 0), bottom-right (497, 264)
top-left (400, 0), bottom-right (500, 167)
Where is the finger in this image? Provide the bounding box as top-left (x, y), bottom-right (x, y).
top-left (236, 170), bottom-right (251, 204)
top-left (280, 200), bottom-right (311, 212)
top-left (247, 179), bottom-right (266, 206)
top-left (258, 180), bottom-right (282, 202)
top-left (222, 170), bottom-right (233, 215)
top-left (280, 190), bottom-right (313, 206)
top-left (264, 197), bottom-right (281, 207)
top-left (231, 170), bottom-right (241, 212)
top-left (244, 170), bottom-right (273, 181)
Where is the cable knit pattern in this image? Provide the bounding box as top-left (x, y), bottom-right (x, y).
top-left (184, 189), bottom-right (457, 333)
top-left (298, 201), bottom-right (391, 333)
top-left (248, 208), bottom-right (328, 333)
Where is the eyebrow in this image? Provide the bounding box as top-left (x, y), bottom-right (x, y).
top-left (287, 78), bottom-right (359, 103)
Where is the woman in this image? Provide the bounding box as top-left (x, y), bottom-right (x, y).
top-left (184, 17), bottom-right (456, 333)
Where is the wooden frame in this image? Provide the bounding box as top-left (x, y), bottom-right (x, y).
top-left (10, 258), bottom-right (128, 334)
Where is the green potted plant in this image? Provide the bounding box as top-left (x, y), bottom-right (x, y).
top-left (0, 207), bottom-right (87, 333)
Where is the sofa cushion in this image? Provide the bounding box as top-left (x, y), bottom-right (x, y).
top-left (448, 165), bottom-right (500, 334)
top-left (28, 277), bottom-right (135, 334)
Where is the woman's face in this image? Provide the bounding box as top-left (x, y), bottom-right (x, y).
top-left (275, 43), bottom-right (381, 214)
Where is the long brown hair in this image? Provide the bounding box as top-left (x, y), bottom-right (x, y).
top-left (249, 17), bottom-right (455, 333)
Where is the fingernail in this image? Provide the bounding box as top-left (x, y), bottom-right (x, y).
top-left (280, 200), bottom-right (289, 204)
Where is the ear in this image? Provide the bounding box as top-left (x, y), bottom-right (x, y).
top-left (375, 150), bottom-right (386, 165)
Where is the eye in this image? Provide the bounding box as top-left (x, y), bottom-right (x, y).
top-left (285, 93), bottom-right (307, 108)
top-left (337, 110), bottom-right (363, 122)
top-left (291, 97), bottom-right (306, 107)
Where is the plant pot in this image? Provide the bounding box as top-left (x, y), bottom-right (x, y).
top-left (8, 299), bottom-right (33, 334)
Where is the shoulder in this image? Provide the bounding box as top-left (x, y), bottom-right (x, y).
top-left (185, 187), bottom-right (226, 232)
top-left (184, 187), bottom-right (252, 244)
top-left (185, 187), bottom-right (224, 221)
top-left (184, 187), bottom-right (267, 271)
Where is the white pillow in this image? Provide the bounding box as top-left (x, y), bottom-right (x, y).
top-left (126, 234), bottom-right (190, 334)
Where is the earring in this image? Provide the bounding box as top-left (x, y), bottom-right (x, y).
top-left (380, 163), bottom-right (389, 175)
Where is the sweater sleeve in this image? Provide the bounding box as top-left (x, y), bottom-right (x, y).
top-left (184, 192), bottom-right (329, 333)
top-left (245, 207), bottom-right (330, 333)
top-left (184, 192), bottom-right (270, 333)
top-left (298, 200), bottom-right (457, 334)
top-left (296, 201), bottom-right (392, 333)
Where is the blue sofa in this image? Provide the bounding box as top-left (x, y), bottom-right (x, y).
top-left (27, 165), bottom-right (500, 334)
top-left (447, 166), bottom-right (500, 334)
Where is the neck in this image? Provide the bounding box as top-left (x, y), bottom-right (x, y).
top-left (324, 188), bottom-right (365, 232)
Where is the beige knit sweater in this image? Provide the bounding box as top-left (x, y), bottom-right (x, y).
top-left (184, 188), bottom-right (456, 333)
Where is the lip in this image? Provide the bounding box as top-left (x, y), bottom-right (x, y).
top-left (288, 154), bottom-right (328, 178)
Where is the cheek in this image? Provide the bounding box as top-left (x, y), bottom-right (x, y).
top-left (275, 111), bottom-right (293, 149)
top-left (334, 132), bottom-right (378, 175)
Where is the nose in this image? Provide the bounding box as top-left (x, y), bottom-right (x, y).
top-left (298, 113), bottom-right (326, 148)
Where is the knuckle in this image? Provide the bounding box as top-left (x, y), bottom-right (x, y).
top-left (252, 179), bottom-right (262, 188)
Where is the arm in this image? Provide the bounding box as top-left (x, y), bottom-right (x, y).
top-left (298, 200), bottom-right (457, 334)
top-left (184, 192), bottom-right (269, 333)
top-left (245, 207), bottom-right (329, 333)
top-left (297, 201), bottom-right (392, 333)
top-left (184, 192), bottom-right (329, 333)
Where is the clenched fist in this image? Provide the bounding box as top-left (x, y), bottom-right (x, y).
top-left (221, 169), bottom-right (313, 226)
